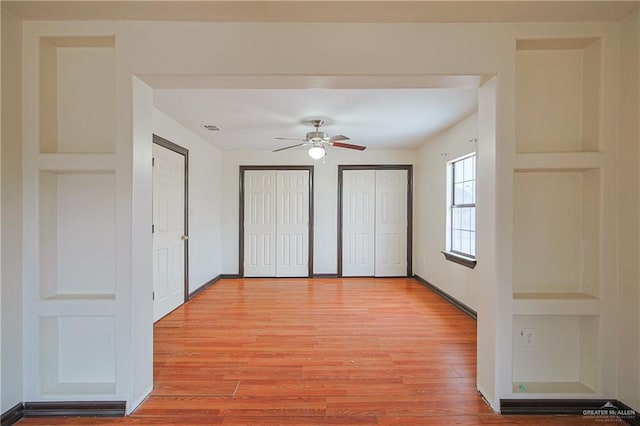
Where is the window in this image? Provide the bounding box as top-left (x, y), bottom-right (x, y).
top-left (444, 154), bottom-right (476, 267)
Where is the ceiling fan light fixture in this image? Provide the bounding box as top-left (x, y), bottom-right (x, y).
top-left (308, 146), bottom-right (326, 160)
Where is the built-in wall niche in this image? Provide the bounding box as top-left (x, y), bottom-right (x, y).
top-left (512, 315), bottom-right (599, 395)
top-left (39, 36), bottom-right (115, 154)
top-left (516, 37), bottom-right (601, 153)
top-left (39, 171), bottom-right (116, 299)
top-left (40, 316), bottom-right (116, 395)
top-left (513, 169), bottom-right (600, 298)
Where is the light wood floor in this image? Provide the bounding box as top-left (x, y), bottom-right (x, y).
top-left (21, 278), bottom-right (618, 425)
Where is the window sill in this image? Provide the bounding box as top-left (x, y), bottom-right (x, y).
top-left (442, 251), bottom-right (477, 269)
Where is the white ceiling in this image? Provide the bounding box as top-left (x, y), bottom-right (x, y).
top-left (4, 1), bottom-right (639, 23)
top-left (153, 88), bottom-right (478, 151)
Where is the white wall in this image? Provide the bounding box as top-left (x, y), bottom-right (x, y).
top-left (475, 80), bottom-right (502, 406)
top-left (617, 9), bottom-right (640, 411)
top-left (221, 148), bottom-right (416, 275)
top-left (14, 17), bottom-right (630, 412)
top-left (1, 7), bottom-right (23, 413)
top-left (53, 173), bottom-right (117, 297)
top-left (128, 77), bottom-right (154, 412)
top-left (55, 46), bottom-right (115, 153)
top-left (414, 112), bottom-right (478, 310)
top-left (152, 108), bottom-right (222, 292)
top-left (1, 7), bottom-right (3, 410)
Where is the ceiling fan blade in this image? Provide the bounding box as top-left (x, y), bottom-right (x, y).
top-left (332, 141), bottom-right (367, 151)
top-left (273, 142), bottom-right (308, 152)
top-left (275, 137), bottom-right (306, 141)
top-left (329, 134), bottom-right (350, 142)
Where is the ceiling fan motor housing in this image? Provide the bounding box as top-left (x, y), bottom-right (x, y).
top-left (306, 131), bottom-right (329, 142)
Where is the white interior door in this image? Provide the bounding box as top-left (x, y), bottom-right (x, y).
top-left (244, 170), bottom-right (277, 277)
top-left (342, 170), bottom-right (376, 276)
top-left (375, 169), bottom-right (408, 276)
top-left (276, 171), bottom-right (309, 277)
top-left (152, 143), bottom-right (186, 322)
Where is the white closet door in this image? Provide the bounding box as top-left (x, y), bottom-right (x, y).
top-left (342, 170), bottom-right (376, 276)
top-left (152, 143), bottom-right (185, 322)
top-left (375, 169), bottom-right (408, 277)
top-left (244, 170), bottom-right (277, 277)
top-left (276, 170), bottom-right (309, 277)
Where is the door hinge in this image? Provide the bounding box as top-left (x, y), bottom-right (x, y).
top-left (152, 291), bottom-right (155, 300)
top-left (152, 224), bottom-right (155, 233)
top-left (152, 157), bottom-right (155, 167)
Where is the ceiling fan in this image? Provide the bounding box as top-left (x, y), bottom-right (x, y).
top-left (273, 119), bottom-right (366, 159)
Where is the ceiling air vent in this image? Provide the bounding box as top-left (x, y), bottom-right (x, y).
top-left (204, 125), bottom-right (221, 131)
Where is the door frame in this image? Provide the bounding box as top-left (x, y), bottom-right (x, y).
top-left (152, 134), bottom-right (189, 303)
top-left (239, 165), bottom-right (314, 277)
top-left (337, 164), bottom-right (413, 277)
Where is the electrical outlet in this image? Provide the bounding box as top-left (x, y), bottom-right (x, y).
top-left (522, 328), bottom-right (535, 346)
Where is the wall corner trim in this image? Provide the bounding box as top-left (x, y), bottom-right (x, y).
top-left (2, 401), bottom-right (126, 423)
top-left (1, 402), bottom-right (24, 425)
top-left (188, 274), bottom-right (222, 300)
top-left (24, 401), bottom-right (126, 418)
top-left (413, 274), bottom-right (477, 320)
top-left (500, 399), bottom-right (639, 425)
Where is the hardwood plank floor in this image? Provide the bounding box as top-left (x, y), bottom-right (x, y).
top-left (20, 278), bottom-right (619, 425)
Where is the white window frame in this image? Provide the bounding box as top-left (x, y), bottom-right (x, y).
top-left (444, 153), bottom-right (477, 267)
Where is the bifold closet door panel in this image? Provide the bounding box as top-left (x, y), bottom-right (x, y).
top-left (342, 170), bottom-right (376, 277)
top-left (375, 169), bottom-right (408, 277)
top-left (244, 170), bottom-right (277, 277)
top-left (276, 170), bottom-right (309, 277)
